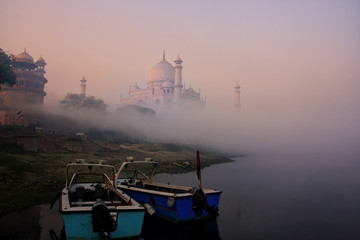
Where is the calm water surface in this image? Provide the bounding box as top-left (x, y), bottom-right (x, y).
top-left (155, 154), bottom-right (360, 240)
top-left (1, 153), bottom-right (359, 239)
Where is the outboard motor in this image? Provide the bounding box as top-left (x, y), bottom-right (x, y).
top-left (192, 187), bottom-right (219, 217)
top-left (92, 201), bottom-right (116, 240)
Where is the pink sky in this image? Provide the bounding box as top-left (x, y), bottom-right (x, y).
top-left (1, 0), bottom-right (358, 112)
top-left (1, 0), bottom-right (359, 156)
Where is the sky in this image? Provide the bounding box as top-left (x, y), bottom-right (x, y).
top-left (1, 0), bottom-right (360, 156)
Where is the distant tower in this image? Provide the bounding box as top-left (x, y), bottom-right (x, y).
top-left (80, 76), bottom-right (87, 96)
top-left (35, 54), bottom-right (46, 73)
top-left (234, 83), bottom-right (240, 107)
top-left (174, 55), bottom-right (183, 102)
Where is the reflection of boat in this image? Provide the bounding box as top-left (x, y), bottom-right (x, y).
top-left (140, 214), bottom-right (221, 240)
top-left (59, 160), bottom-right (145, 239)
top-left (116, 159), bottom-right (221, 223)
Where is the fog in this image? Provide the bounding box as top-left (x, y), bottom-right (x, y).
top-left (43, 93), bottom-right (360, 165)
top-left (2, 0), bottom-right (358, 163)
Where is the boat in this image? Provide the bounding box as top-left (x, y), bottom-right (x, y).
top-left (115, 156), bottom-right (221, 223)
top-left (59, 160), bottom-right (145, 240)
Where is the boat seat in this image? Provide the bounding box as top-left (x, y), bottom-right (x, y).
top-left (94, 186), bottom-right (106, 199)
top-left (75, 186), bottom-right (86, 199)
top-left (135, 182), bottom-right (143, 188)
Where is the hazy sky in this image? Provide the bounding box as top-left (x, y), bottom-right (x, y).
top-left (1, 0), bottom-right (359, 155)
top-left (1, 0), bottom-right (359, 109)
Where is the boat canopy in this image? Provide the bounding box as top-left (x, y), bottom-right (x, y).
top-left (66, 163), bottom-right (116, 189)
top-left (116, 161), bottom-right (158, 182)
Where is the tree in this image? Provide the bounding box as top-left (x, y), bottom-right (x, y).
top-left (82, 96), bottom-right (107, 111)
top-left (59, 93), bottom-right (107, 111)
top-left (59, 93), bottom-right (84, 109)
top-left (0, 48), bottom-right (16, 87)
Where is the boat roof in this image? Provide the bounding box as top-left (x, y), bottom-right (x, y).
top-left (116, 160), bottom-right (159, 182)
top-left (66, 162), bottom-right (116, 189)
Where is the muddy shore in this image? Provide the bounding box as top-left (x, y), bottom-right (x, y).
top-left (0, 134), bottom-right (231, 215)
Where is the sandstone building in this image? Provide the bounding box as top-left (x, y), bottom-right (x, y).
top-left (0, 49), bottom-right (47, 126)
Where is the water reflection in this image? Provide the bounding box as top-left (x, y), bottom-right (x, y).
top-left (0, 205), bottom-right (41, 240)
top-left (0, 203), bottom-right (220, 240)
top-left (141, 214), bottom-right (220, 240)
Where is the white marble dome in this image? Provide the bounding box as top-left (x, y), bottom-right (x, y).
top-left (147, 58), bottom-right (175, 84)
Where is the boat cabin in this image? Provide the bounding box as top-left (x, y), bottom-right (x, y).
top-left (65, 163), bottom-right (131, 207)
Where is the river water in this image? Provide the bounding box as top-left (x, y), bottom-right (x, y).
top-left (1, 153), bottom-right (360, 239)
top-left (155, 152), bottom-right (360, 240)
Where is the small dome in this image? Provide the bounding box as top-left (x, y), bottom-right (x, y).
top-left (36, 55), bottom-right (45, 63)
top-left (161, 81), bottom-right (174, 88)
top-left (15, 49), bottom-right (34, 64)
top-left (147, 58), bottom-right (175, 84)
top-left (174, 55), bottom-right (182, 63)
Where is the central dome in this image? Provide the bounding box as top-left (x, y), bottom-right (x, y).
top-left (147, 58), bottom-right (175, 84)
top-left (15, 50), bottom-right (34, 64)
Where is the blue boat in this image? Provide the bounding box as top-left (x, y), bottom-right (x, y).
top-left (116, 158), bottom-right (221, 223)
top-left (59, 160), bottom-right (145, 239)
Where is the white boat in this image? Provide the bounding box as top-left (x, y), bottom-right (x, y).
top-left (59, 160), bottom-right (145, 239)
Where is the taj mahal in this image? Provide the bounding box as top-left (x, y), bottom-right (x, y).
top-left (0, 48), bottom-right (240, 127)
top-left (120, 52), bottom-right (206, 110)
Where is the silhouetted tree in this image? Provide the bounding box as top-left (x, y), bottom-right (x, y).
top-left (82, 96), bottom-right (107, 111)
top-left (0, 48), bottom-right (16, 88)
top-left (59, 93), bottom-right (84, 109)
top-left (59, 93), bottom-right (107, 111)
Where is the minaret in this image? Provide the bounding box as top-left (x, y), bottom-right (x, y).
top-left (80, 76), bottom-right (87, 96)
top-left (234, 83), bottom-right (240, 107)
top-left (174, 55), bottom-right (183, 102)
top-left (35, 54), bottom-right (46, 73)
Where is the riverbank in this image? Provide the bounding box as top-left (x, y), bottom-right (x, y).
top-left (0, 138), bottom-right (231, 215)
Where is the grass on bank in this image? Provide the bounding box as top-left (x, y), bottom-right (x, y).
top-left (0, 141), bottom-right (231, 215)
